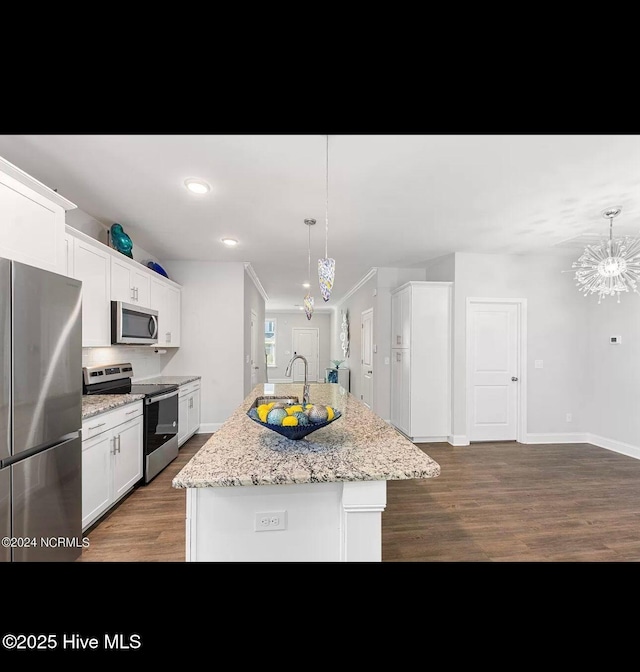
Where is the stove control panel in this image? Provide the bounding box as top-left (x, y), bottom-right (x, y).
top-left (83, 363), bottom-right (134, 386)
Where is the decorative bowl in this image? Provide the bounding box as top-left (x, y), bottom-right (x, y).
top-left (246, 396), bottom-right (342, 440)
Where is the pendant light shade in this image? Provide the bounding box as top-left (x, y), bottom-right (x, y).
top-left (303, 293), bottom-right (314, 320)
top-left (318, 134), bottom-right (335, 302)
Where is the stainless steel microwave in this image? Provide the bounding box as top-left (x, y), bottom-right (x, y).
top-left (111, 301), bottom-right (159, 345)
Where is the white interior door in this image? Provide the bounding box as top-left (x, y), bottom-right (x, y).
top-left (292, 328), bottom-right (319, 382)
top-left (468, 301), bottom-right (520, 441)
top-left (250, 309), bottom-right (258, 386)
top-left (361, 308), bottom-right (373, 409)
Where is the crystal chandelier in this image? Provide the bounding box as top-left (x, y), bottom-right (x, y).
top-left (569, 206), bottom-right (640, 303)
top-left (303, 218), bottom-right (315, 320)
top-left (318, 134), bottom-right (335, 301)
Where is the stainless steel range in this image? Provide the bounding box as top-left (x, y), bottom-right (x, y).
top-left (83, 363), bottom-right (179, 483)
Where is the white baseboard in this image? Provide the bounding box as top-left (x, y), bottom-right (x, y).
top-left (198, 423), bottom-right (222, 433)
top-left (265, 378), bottom-right (291, 383)
top-left (412, 436), bottom-right (449, 443)
top-left (586, 433), bottom-right (640, 460)
top-left (448, 435), bottom-right (470, 446)
top-left (524, 432), bottom-right (588, 444)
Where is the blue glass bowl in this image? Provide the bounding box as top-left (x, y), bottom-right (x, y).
top-left (246, 397), bottom-right (341, 440)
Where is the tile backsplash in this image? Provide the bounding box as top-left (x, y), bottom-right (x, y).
top-left (82, 346), bottom-right (163, 381)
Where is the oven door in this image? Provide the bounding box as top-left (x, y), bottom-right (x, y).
top-left (144, 391), bottom-right (179, 483)
top-left (112, 301), bottom-right (159, 345)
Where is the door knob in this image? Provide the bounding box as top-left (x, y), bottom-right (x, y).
top-left (511, 376), bottom-right (518, 381)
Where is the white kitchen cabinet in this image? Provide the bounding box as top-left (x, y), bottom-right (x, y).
top-left (82, 402), bottom-right (143, 531)
top-left (150, 277), bottom-right (181, 346)
top-left (72, 236), bottom-right (111, 347)
top-left (178, 381), bottom-right (201, 447)
top-left (111, 255), bottom-right (151, 307)
top-left (0, 156), bottom-right (76, 276)
top-left (390, 282), bottom-right (452, 442)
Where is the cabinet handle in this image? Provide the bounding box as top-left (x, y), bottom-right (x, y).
top-left (88, 422), bottom-right (106, 430)
top-left (166, 332), bottom-right (171, 343)
top-left (135, 287), bottom-right (139, 301)
top-left (131, 287), bottom-right (135, 300)
top-left (396, 335), bottom-right (401, 345)
top-left (125, 409), bottom-right (138, 415)
top-left (111, 437), bottom-right (117, 455)
top-left (396, 352), bottom-right (401, 361)
top-left (117, 435), bottom-right (121, 453)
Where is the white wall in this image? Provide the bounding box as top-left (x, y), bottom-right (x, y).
top-left (264, 311), bottom-right (332, 382)
top-left (451, 252), bottom-right (589, 440)
top-left (160, 261), bottom-right (246, 430)
top-left (244, 271), bottom-right (266, 396)
top-left (425, 253), bottom-right (455, 281)
top-left (586, 294), bottom-right (640, 447)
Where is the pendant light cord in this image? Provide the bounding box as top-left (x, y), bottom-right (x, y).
top-left (325, 134), bottom-right (329, 259)
top-left (308, 218), bottom-right (311, 283)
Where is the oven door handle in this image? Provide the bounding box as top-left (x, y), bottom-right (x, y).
top-left (145, 390), bottom-right (178, 405)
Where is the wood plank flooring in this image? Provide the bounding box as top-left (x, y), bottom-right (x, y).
top-left (78, 437), bottom-right (640, 562)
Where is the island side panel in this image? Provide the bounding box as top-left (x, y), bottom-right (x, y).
top-left (187, 482), bottom-right (344, 562)
top-left (185, 480), bottom-right (388, 562)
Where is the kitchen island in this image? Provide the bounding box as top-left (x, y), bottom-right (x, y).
top-left (172, 382), bottom-right (440, 562)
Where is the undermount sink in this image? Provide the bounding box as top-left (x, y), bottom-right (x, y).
top-left (251, 396), bottom-right (300, 409)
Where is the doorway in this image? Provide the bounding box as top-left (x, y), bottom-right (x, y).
top-left (291, 327), bottom-right (319, 382)
top-left (466, 298), bottom-right (527, 442)
top-left (250, 309), bottom-right (259, 387)
top-left (361, 308), bottom-right (373, 409)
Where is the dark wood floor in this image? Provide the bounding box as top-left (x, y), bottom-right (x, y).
top-left (79, 437), bottom-right (640, 562)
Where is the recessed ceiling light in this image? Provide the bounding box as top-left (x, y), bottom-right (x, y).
top-left (221, 238), bottom-right (238, 247)
top-left (184, 178), bottom-right (211, 195)
top-left (302, 282), bottom-right (310, 288)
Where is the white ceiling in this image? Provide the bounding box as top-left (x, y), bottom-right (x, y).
top-left (1, 134), bottom-right (640, 310)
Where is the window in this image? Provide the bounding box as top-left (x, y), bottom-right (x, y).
top-left (265, 319), bottom-right (276, 367)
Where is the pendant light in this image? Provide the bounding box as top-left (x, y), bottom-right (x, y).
top-left (304, 219), bottom-right (315, 320)
top-left (318, 134), bottom-right (335, 302)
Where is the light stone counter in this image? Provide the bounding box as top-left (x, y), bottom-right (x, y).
top-left (172, 382), bottom-right (440, 488)
top-left (139, 375), bottom-right (201, 386)
top-left (82, 394), bottom-right (145, 420)
top-left (173, 383), bottom-right (440, 562)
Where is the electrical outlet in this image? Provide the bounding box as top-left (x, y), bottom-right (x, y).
top-left (255, 511), bottom-right (286, 532)
top-left (566, 413), bottom-right (572, 422)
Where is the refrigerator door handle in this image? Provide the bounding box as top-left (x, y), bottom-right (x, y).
top-left (0, 432), bottom-right (80, 469)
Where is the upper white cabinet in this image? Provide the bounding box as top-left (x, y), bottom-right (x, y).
top-left (65, 226), bottom-right (181, 349)
top-left (72, 236), bottom-right (112, 347)
top-left (390, 282), bottom-right (452, 442)
top-left (150, 277), bottom-right (181, 347)
top-left (111, 255), bottom-right (151, 307)
top-left (0, 155), bottom-right (76, 275)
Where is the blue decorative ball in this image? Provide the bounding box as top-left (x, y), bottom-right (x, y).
top-left (266, 408), bottom-right (288, 425)
top-left (248, 408), bottom-right (259, 420)
top-left (293, 411), bottom-right (310, 426)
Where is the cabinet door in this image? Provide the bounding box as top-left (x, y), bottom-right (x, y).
top-left (188, 388), bottom-right (201, 437)
top-left (178, 394), bottom-right (189, 446)
top-left (113, 416), bottom-right (143, 499)
top-left (150, 277), bottom-right (168, 346)
top-left (0, 170), bottom-right (66, 275)
top-left (400, 287), bottom-right (411, 349)
top-left (133, 269), bottom-right (151, 307)
top-left (111, 256), bottom-right (134, 303)
top-left (166, 286), bottom-right (181, 346)
top-left (82, 431), bottom-right (113, 530)
top-left (64, 232), bottom-right (74, 277)
top-left (73, 237), bottom-right (111, 346)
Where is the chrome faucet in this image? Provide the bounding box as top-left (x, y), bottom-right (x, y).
top-left (284, 354), bottom-right (310, 405)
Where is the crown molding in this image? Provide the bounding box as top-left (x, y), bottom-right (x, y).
top-left (335, 268), bottom-right (378, 306)
top-left (244, 263), bottom-right (269, 302)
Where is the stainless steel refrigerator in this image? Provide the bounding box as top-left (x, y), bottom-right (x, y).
top-left (0, 257), bottom-right (83, 562)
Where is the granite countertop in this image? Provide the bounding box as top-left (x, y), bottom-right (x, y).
top-left (172, 382), bottom-right (440, 488)
top-left (137, 375), bottom-right (201, 386)
top-left (82, 394), bottom-right (145, 420)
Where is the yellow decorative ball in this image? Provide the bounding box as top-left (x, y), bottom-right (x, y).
top-left (286, 405), bottom-right (303, 415)
top-left (326, 406), bottom-right (335, 421)
top-left (282, 416), bottom-right (299, 426)
top-left (305, 404), bottom-right (313, 410)
top-left (257, 404), bottom-right (270, 422)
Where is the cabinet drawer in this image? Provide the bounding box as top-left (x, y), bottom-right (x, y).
top-left (179, 381), bottom-right (201, 397)
top-left (82, 401), bottom-right (143, 439)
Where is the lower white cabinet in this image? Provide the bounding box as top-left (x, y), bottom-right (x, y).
top-left (82, 402), bottom-right (143, 531)
top-left (178, 381), bottom-right (201, 447)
